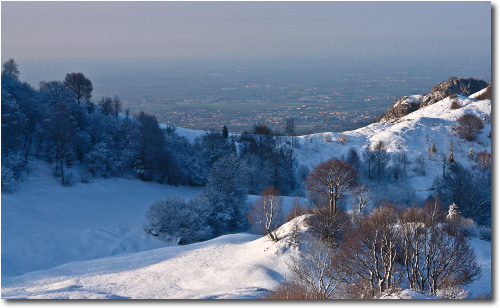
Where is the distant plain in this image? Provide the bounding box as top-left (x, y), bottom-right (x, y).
top-left (19, 56), bottom-right (491, 134)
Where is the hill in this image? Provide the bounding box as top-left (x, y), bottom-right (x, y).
top-left (1, 83), bottom-right (491, 299)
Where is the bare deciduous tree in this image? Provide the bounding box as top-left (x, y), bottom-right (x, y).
top-left (64, 72), bottom-right (93, 105)
top-left (248, 187), bottom-right (283, 242)
top-left (338, 205), bottom-right (401, 296)
top-left (372, 140), bottom-right (390, 181)
top-left (476, 150), bottom-right (491, 178)
top-left (306, 207), bottom-right (349, 248)
top-left (348, 183), bottom-right (373, 227)
top-left (457, 113), bottom-right (484, 141)
top-left (2, 59), bottom-right (20, 79)
top-left (305, 158), bottom-right (357, 214)
top-left (398, 197), bottom-right (481, 295)
top-left (286, 237), bottom-right (345, 299)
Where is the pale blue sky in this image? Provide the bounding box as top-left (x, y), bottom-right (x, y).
top-left (1, 1), bottom-right (491, 62)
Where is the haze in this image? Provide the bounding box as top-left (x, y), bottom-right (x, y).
top-left (1, 1), bottom-right (491, 63)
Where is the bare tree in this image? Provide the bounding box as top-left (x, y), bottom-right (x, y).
top-left (2, 59), bottom-right (20, 79)
top-left (362, 145), bottom-right (375, 179)
top-left (398, 197), bottom-right (480, 295)
top-left (338, 205), bottom-right (400, 296)
top-left (98, 96), bottom-right (114, 115)
top-left (113, 95), bottom-right (122, 116)
top-left (306, 207), bottom-right (349, 248)
top-left (348, 183), bottom-right (373, 227)
top-left (64, 72), bottom-right (93, 105)
top-left (286, 237), bottom-right (345, 299)
top-left (457, 114), bottom-right (484, 141)
top-left (305, 158), bottom-right (357, 214)
top-left (476, 150), bottom-right (491, 178)
top-left (372, 140), bottom-right (390, 182)
top-left (248, 187), bottom-right (283, 242)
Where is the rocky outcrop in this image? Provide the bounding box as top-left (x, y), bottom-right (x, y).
top-left (375, 77), bottom-right (488, 123)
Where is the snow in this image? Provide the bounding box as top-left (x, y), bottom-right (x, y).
top-left (1, 88), bottom-right (491, 299)
top-left (1, 161), bottom-right (204, 277)
top-left (2, 217), bottom-right (308, 299)
top-left (293, 94), bottom-right (491, 199)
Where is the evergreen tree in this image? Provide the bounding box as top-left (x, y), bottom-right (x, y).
top-left (468, 147), bottom-right (474, 161)
top-left (448, 150), bottom-right (455, 164)
top-left (222, 125), bottom-right (229, 138)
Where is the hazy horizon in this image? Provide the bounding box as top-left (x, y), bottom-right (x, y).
top-left (2, 1), bottom-right (491, 63)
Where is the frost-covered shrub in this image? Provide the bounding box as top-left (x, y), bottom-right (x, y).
top-left (413, 153), bottom-right (426, 176)
top-left (79, 169), bottom-right (92, 183)
top-left (1, 153), bottom-right (25, 192)
top-left (436, 286), bottom-right (469, 299)
top-left (478, 225), bottom-right (491, 241)
top-left (63, 171), bottom-right (77, 187)
top-left (324, 134), bottom-right (333, 143)
top-left (337, 133), bottom-right (348, 144)
top-left (1, 165), bottom-right (17, 193)
top-left (146, 195), bottom-right (212, 244)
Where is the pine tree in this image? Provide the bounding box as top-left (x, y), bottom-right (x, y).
top-left (230, 137), bottom-right (237, 154)
top-left (431, 143), bottom-right (437, 154)
top-left (468, 147), bottom-right (474, 161)
top-left (222, 125), bottom-right (229, 138)
top-left (448, 150), bottom-right (455, 164)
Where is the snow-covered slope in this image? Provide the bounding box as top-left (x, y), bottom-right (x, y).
top-left (1, 161), bottom-right (303, 279)
top-left (1, 161), bottom-right (204, 277)
top-left (2, 217), bottom-right (308, 299)
top-left (1, 87), bottom-right (491, 299)
top-left (294, 94), bottom-right (491, 199)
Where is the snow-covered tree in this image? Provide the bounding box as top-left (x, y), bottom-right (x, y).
top-left (2, 59), bottom-right (20, 79)
top-left (446, 202), bottom-right (460, 221)
top-left (468, 147), bottom-right (474, 161)
top-left (203, 153), bottom-right (249, 235)
top-left (448, 150), bottom-right (455, 164)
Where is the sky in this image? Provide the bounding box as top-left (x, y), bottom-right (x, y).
top-left (1, 1), bottom-right (491, 63)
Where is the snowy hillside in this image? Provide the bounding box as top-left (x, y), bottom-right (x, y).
top-left (1, 160), bottom-right (302, 278)
top-left (2, 216), bottom-right (309, 299)
top-left (293, 93), bottom-right (491, 199)
top-left (1, 87), bottom-right (491, 299)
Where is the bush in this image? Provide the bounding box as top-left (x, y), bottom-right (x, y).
top-left (146, 196), bottom-right (212, 244)
top-left (457, 113), bottom-right (484, 141)
top-left (265, 279), bottom-right (321, 299)
top-left (337, 133), bottom-right (348, 144)
top-left (63, 171), bottom-right (77, 187)
top-left (450, 99), bottom-right (461, 110)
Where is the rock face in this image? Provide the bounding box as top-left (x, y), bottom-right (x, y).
top-left (375, 77), bottom-right (488, 123)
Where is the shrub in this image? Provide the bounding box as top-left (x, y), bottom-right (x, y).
top-left (457, 113), bottom-right (484, 141)
top-left (337, 133), bottom-right (348, 144)
top-left (264, 279), bottom-right (318, 299)
top-left (450, 99), bottom-right (461, 110)
top-left (146, 196), bottom-right (212, 244)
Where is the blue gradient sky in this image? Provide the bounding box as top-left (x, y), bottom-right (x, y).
top-left (1, 1), bottom-right (491, 62)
